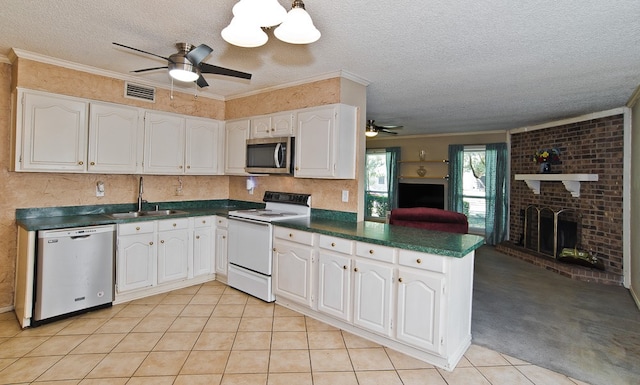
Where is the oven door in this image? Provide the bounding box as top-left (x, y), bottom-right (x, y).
top-left (228, 217), bottom-right (273, 276)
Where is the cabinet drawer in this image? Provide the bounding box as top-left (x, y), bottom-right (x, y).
top-left (398, 250), bottom-right (446, 273)
top-left (194, 215), bottom-right (215, 228)
top-left (157, 218), bottom-right (189, 231)
top-left (355, 242), bottom-right (395, 263)
top-left (319, 235), bottom-right (353, 255)
top-left (274, 226), bottom-right (315, 246)
top-left (118, 221), bottom-right (155, 236)
top-left (216, 216), bottom-right (228, 228)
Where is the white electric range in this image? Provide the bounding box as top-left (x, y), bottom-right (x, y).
top-left (227, 191), bottom-right (311, 302)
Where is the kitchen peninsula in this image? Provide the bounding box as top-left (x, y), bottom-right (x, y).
top-left (14, 201), bottom-right (484, 371)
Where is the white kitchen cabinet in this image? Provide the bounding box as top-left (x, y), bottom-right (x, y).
top-left (116, 222), bottom-right (156, 293)
top-left (214, 216), bottom-right (229, 282)
top-left (353, 259), bottom-right (394, 336)
top-left (156, 218), bottom-right (190, 284)
top-left (317, 251), bottom-right (353, 321)
top-left (16, 90), bottom-right (88, 172)
top-left (185, 117), bottom-right (224, 174)
top-left (88, 101), bottom-right (142, 174)
top-left (250, 112), bottom-right (295, 138)
top-left (193, 216), bottom-right (215, 277)
top-left (396, 268), bottom-right (444, 354)
top-left (143, 111), bottom-right (186, 174)
top-left (224, 118), bottom-right (250, 175)
top-left (273, 227), bottom-right (315, 307)
top-left (295, 104), bottom-right (357, 179)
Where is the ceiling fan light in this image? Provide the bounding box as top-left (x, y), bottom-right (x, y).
top-left (222, 15), bottom-right (268, 48)
top-left (233, 0), bottom-right (287, 27)
top-left (274, 1), bottom-right (321, 44)
top-left (168, 57), bottom-right (200, 82)
top-left (365, 128), bottom-right (379, 137)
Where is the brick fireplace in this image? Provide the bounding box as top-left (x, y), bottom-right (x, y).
top-left (498, 113), bottom-right (624, 285)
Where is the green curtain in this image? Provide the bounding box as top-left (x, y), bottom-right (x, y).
top-left (386, 147), bottom-right (401, 210)
top-left (485, 143), bottom-right (509, 245)
top-left (447, 144), bottom-right (465, 213)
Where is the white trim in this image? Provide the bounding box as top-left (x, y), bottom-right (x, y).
top-left (623, 107), bottom-right (632, 288)
top-left (626, 84), bottom-right (640, 107)
top-left (0, 54), bottom-right (10, 64)
top-left (509, 108), bottom-right (625, 134)
top-left (0, 305), bottom-right (15, 314)
top-left (367, 129), bottom-right (507, 141)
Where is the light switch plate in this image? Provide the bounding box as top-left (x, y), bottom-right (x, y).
top-left (341, 190), bottom-right (349, 202)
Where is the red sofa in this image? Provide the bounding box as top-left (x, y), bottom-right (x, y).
top-left (388, 207), bottom-right (469, 234)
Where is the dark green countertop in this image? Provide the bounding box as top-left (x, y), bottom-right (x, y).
top-left (16, 201), bottom-right (484, 258)
top-left (273, 217), bottom-right (484, 258)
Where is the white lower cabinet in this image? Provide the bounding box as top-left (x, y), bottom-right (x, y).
top-left (353, 259), bottom-right (394, 336)
top-left (116, 222), bottom-right (156, 293)
top-left (273, 227), bottom-right (315, 307)
top-left (317, 251), bottom-right (352, 321)
top-left (214, 216), bottom-right (229, 281)
top-left (156, 218), bottom-right (190, 284)
top-left (193, 216), bottom-right (215, 277)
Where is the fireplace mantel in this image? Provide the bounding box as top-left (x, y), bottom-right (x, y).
top-left (514, 174), bottom-right (598, 197)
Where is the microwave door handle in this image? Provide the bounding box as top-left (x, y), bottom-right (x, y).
top-left (274, 142), bottom-right (283, 168)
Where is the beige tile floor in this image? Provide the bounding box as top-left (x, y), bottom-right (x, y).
top-left (0, 281), bottom-right (591, 385)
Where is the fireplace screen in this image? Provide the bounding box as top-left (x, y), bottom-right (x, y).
top-left (524, 206), bottom-right (579, 258)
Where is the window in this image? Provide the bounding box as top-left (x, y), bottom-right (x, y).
top-left (365, 149), bottom-right (389, 220)
top-left (462, 146), bottom-right (487, 234)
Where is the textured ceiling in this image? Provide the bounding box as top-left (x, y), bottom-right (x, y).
top-left (1, 0), bottom-right (639, 136)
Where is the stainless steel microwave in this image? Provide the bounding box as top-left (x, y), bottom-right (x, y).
top-left (245, 137), bottom-right (294, 174)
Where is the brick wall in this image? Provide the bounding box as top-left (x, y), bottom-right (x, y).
top-left (507, 114), bottom-right (624, 282)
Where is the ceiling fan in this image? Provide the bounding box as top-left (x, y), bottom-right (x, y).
top-left (365, 119), bottom-right (403, 137)
top-left (113, 42), bottom-right (252, 88)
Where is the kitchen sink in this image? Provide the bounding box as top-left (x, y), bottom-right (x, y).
top-left (106, 209), bottom-right (187, 219)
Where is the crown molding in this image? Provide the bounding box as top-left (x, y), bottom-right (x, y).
top-left (509, 107), bottom-right (626, 134)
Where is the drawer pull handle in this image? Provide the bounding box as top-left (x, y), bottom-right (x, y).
top-left (343, 265), bottom-right (347, 270)
top-left (398, 277), bottom-right (403, 282)
top-left (136, 226), bottom-right (140, 231)
top-left (149, 241), bottom-right (153, 245)
top-left (90, 161), bottom-right (95, 165)
top-left (173, 223), bottom-right (177, 227)
top-left (369, 249), bottom-right (374, 254)
top-left (78, 160), bottom-right (84, 165)
top-left (416, 258), bottom-right (422, 264)
top-left (331, 242), bottom-right (336, 247)
top-left (202, 220), bottom-right (206, 224)
top-left (289, 233), bottom-right (293, 237)
top-left (196, 235), bottom-right (200, 240)
top-left (354, 267), bottom-right (359, 272)
top-left (160, 240), bottom-right (164, 244)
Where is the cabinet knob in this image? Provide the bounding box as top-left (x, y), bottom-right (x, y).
top-left (173, 223), bottom-right (177, 227)
top-left (273, 247), bottom-right (276, 251)
top-left (202, 220), bottom-right (206, 224)
top-left (136, 226), bottom-right (140, 231)
top-left (90, 161), bottom-right (95, 166)
top-left (196, 235), bottom-right (200, 240)
top-left (222, 235), bottom-right (226, 239)
top-left (289, 233), bottom-right (293, 237)
top-left (187, 165), bottom-right (191, 169)
top-left (331, 242), bottom-right (336, 247)
top-left (354, 267), bottom-right (359, 272)
top-left (160, 240), bottom-right (165, 244)
top-left (398, 277), bottom-right (403, 282)
top-left (295, 167), bottom-right (299, 170)
top-left (78, 160), bottom-right (84, 165)
top-left (343, 265), bottom-right (348, 270)
top-left (149, 241), bottom-right (154, 245)
top-left (369, 249), bottom-right (374, 254)
top-left (416, 258), bottom-right (422, 264)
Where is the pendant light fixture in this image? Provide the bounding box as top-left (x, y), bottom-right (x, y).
top-left (222, 0), bottom-right (320, 47)
top-left (168, 44), bottom-right (200, 82)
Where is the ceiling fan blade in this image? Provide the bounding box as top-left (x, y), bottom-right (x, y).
top-left (112, 42), bottom-right (171, 62)
top-left (131, 66), bottom-right (168, 73)
top-left (381, 129), bottom-right (399, 134)
top-left (196, 75), bottom-right (209, 88)
top-left (200, 62), bottom-right (252, 80)
top-left (379, 125), bottom-right (403, 129)
top-left (186, 44), bottom-right (213, 66)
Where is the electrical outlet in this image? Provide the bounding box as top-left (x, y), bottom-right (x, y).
top-left (96, 181), bottom-right (105, 197)
top-left (341, 190), bottom-right (349, 202)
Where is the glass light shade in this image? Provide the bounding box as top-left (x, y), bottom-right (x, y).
top-left (169, 68), bottom-right (199, 82)
top-left (168, 57), bottom-right (200, 82)
top-left (233, 0), bottom-right (287, 27)
top-left (274, 7), bottom-right (321, 44)
top-left (365, 130), bottom-right (379, 138)
top-left (221, 15), bottom-right (268, 48)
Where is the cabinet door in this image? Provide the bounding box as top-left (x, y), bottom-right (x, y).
top-left (353, 260), bottom-right (393, 336)
top-left (20, 92), bottom-right (88, 172)
top-left (271, 112), bottom-right (294, 137)
top-left (144, 111), bottom-right (185, 174)
top-left (295, 107), bottom-right (335, 177)
top-left (396, 268), bottom-right (444, 354)
top-left (185, 117), bottom-right (223, 175)
top-left (273, 240), bottom-right (314, 307)
top-left (88, 102), bottom-right (141, 173)
top-left (215, 227), bottom-right (228, 277)
top-left (317, 252), bottom-right (351, 321)
top-left (193, 225), bottom-right (214, 277)
top-left (117, 233), bottom-right (156, 293)
top-left (250, 115), bottom-right (272, 138)
top-left (224, 119), bottom-right (250, 174)
top-left (157, 227), bottom-right (190, 284)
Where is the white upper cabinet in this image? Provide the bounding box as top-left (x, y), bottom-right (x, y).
top-left (17, 90), bottom-right (88, 172)
top-left (251, 112), bottom-right (295, 138)
top-left (143, 111), bottom-right (186, 174)
top-left (295, 104), bottom-right (357, 179)
top-left (224, 118), bottom-right (250, 175)
top-left (185, 117), bottom-right (224, 175)
top-left (88, 102), bottom-right (142, 174)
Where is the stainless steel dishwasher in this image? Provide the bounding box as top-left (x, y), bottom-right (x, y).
top-left (34, 224), bottom-right (116, 324)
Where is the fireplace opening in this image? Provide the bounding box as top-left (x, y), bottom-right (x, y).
top-left (525, 206), bottom-right (579, 258)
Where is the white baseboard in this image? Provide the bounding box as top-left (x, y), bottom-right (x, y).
top-left (0, 305), bottom-right (15, 314)
top-left (630, 285), bottom-right (640, 310)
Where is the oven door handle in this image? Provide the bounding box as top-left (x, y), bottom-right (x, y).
top-left (274, 142), bottom-right (283, 168)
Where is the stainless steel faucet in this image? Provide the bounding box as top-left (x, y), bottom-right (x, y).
top-left (137, 176), bottom-right (146, 212)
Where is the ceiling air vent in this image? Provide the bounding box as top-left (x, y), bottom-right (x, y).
top-left (124, 82), bottom-right (155, 102)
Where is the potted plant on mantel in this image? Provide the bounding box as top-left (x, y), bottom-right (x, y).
top-left (533, 148), bottom-right (561, 173)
